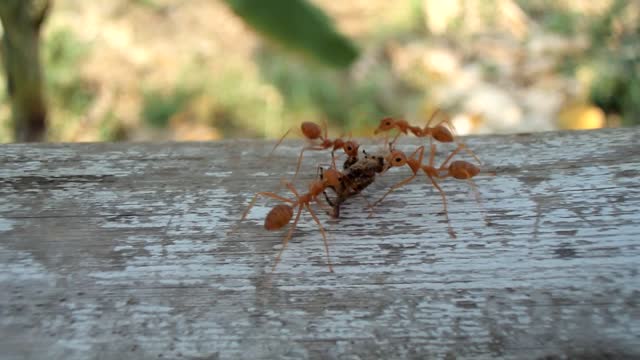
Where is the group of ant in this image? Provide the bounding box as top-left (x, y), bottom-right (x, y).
top-left (232, 109), bottom-right (484, 273)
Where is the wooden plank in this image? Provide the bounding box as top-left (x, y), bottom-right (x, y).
top-left (1, 128), bottom-right (639, 359)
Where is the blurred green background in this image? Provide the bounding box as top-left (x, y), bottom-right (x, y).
top-left (0, 0), bottom-right (638, 142)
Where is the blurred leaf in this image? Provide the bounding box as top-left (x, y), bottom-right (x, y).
top-left (224, 0), bottom-right (359, 68)
top-left (543, 10), bottom-right (577, 36)
top-left (44, 29), bottom-right (93, 115)
top-left (142, 87), bottom-right (197, 129)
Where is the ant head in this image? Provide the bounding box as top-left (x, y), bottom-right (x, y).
top-left (301, 122), bottom-right (322, 140)
top-left (374, 117), bottom-right (395, 134)
top-left (343, 140), bottom-right (359, 157)
top-left (387, 150), bottom-right (407, 167)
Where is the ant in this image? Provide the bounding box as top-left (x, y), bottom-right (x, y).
top-left (235, 167), bottom-right (345, 272)
top-left (374, 108), bottom-right (482, 164)
top-left (370, 143), bottom-right (481, 238)
top-left (270, 120), bottom-right (360, 180)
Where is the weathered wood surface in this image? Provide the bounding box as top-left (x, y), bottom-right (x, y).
top-left (1, 128), bottom-right (639, 359)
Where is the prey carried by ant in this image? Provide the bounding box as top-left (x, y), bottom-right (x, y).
top-left (322, 149), bottom-right (386, 218)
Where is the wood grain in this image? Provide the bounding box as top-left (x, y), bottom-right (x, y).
top-left (1, 128), bottom-right (639, 359)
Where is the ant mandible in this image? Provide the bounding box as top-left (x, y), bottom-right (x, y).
top-left (235, 167), bottom-right (345, 272)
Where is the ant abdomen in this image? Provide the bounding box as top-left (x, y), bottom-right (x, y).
top-left (448, 161), bottom-right (480, 179)
top-left (432, 126), bottom-right (454, 142)
top-left (264, 204), bottom-right (294, 230)
top-left (301, 122), bottom-right (323, 140)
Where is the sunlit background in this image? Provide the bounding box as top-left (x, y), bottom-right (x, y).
top-left (0, 0), bottom-right (638, 143)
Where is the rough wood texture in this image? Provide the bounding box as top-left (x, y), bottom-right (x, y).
top-left (1, 128), bottom-right (639, 359)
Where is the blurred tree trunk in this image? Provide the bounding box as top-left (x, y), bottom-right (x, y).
top-left (0, 0), bottom-right (50, 142)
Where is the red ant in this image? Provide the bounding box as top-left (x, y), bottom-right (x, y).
top-left (374, 108), bottom-right (482, 164)
top-left (270, 121), bottom-right (360, 180)
top-left (235, 167), bottom-right (344, 272)
top-left (370, 143), bottom-right (482, 238)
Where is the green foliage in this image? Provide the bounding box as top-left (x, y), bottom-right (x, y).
top-left (98, 111), bottom-right (127, 141)
top-left (223, 0), bottom-right (359, 68)
top-left (141, 86), bottom-right (197, 128)
top-left (257, 50), bottom-right (396, 133)
top-left (585, 0), bottom-right (640, 125)
top-left (543, 10), bottom-right (578, 35)
top-left (133, 0), bottom-right (159, 8)
top-left (589, 53), bottom-right (640, 126)
top-left (44, 28), bottom-right (94, 115)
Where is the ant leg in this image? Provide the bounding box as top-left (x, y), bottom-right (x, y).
top-left (377, 132), bottom-right (392, 151)
top-left (305, 204), bottom-right (334, 272)
top-left (426, 174), bottom-right (456, 239)
top-left (452, 168), bottom-right (484, 209)
top-left (389, 131), bottom-right (402, 148)
top-left (448, 135), bottom-right (483, 164)
top-left (425, 107), bottom-right (441, 128)
top-left (433, 110), bottom-right (454, 129)
top-left (438, 143), bottom-right (464, 170)
top-left (292, 146), bottom-right (326, 181)
top-left (466, 178), bottom-right (483, 208)
top-left (428, 176), bottom-right (448, 214)
top-left (271, 205), bottom-right (303, 272)
top-left (323, 190), bottom-right (336, 206)
top-left (427, 143), bottom-right (437, 167)
top-left (269, 128), bottom-right (291, 157)
top-left (330, 149), bottom-right (337, 169)
top-left (293, 148), bottom-right (309, 182)
top-left (332, 196), bottom-right (343, 218)
top-left (429, 111), bottom-right (481, 164)
top-left (409, 145), bottom-right (426, 163)
top-left (269, 126), bottom-right (307, 157)
top-left (284, 182), bottom-right (302, 198)
top-left (354, 192), bottom-right (376, 218)
top-left (240, 192), bottom-right (294, 220)
top-left (322, 190), bottom-right (341, 218)
top-left (321, 119), bottom-right (329, 141)
top-left (316, 193), bottom-right (335, 216)
top-left (370, 173), bottom-right (418, 210)
top-left (440, 142), bottom-right (481, 168)
top-left (460, 144), bottom-right (482, 165)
